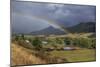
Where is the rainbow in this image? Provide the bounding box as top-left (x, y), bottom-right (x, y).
top-left (13, 12), bottom-right (69, 33)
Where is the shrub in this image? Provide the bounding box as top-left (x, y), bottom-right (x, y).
top-left (21, 34), bottom-right (25, 40)
top-left (64, 37), bottom-right (71, 46)
top-left (55, 38), bottom-right (64, 44)
top-left (91, 38), bottom-right (96, 48)
top-left (32, 37), bottom-right (42, 50)
top-left (75, 38), bottom-right (96, 48)
top-left (63, 37), bottom-right (96, 49)
top-left (14, 35), bottom-right (19, 41)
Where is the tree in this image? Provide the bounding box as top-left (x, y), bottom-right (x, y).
top-left (91, 38), bottom-right (96, 48)
top-left (21, 34), bottom-right (25, 40)
top-left (78, 38), bottom-right (93, 48)
top-left (32, 37), bottom-right (42, 50)
top-left (64, 37), bottom-right (71, 46)
top-left (14, 35), bottom-right (19, 41)
top-left (55, 38), bottom-right (63, 44)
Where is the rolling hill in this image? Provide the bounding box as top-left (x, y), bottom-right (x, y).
top-left (67, 22), bottom-right (96, 33)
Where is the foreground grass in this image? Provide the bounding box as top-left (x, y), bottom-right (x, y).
top-left (11, 43), bottom-right (46, 66)
top-left (50, 49), bottom-right (96, 62)
top-left (11, 43), bottom-right (96, 66)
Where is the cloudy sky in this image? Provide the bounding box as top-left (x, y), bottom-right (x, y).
top-left (11, 0), bottom-right (96, 33)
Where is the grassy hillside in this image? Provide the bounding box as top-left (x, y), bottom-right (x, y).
top-left (11, 43), bottom-right (46, 66)
top-left (67, 22), bottom-right (95, 33)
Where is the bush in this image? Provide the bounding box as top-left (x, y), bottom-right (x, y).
top-left (15, 35), bottom-right (19, 41)
top-left (21, 34), bottom-right (25, 40)
top-left (74, 38), bottom-right (96, 48)
top-left (64, 37), bottom-right (72, 46)
top-left (55, 38), bottom-right (64, 44)
top-left (32, 37), bottom-right (42, 50)
top-left (64, 37), bottom-right (96, 49)
top-left (91, 38), bottom-right (96, 48)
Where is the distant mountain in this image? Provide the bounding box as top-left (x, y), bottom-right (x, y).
top-left (13, 22), bottom-right (96, 35)
top-left (67, 22), bottom-right (96, 33)
top-left (31, 26), bottom-right (66, 35)
top-left (31, 22), bottom-right (96, 35)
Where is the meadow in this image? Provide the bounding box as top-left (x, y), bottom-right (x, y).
top-left (11, 33), bottom-right (96, 66)
top-left (50, 49), bottom-right (96, 62)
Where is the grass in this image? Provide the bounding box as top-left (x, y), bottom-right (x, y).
top-left (11, 33), bottom-right (96, 66)
top-left (50, 49), bottom-right (96, 62)
top-left (11, 43), bottom-right (46, 66)
top-left (11, 41), bottom-right (96, 66)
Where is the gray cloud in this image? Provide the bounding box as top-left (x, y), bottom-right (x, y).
top-left (11, 1), bottom-right (96, 33)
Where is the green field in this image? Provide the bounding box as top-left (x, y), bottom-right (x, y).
top-left (12, 33), bottom-right (96, 65)
top-left (49, 49), bottom-right (96, 62)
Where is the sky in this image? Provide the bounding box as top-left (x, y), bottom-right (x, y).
top-left (11, 0), bottom-right (96, 33)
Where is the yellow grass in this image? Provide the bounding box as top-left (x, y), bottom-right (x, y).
top-left (11, 43), bottom-right (46, 66)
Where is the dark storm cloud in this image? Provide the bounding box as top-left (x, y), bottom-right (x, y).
top-left (45, 4), bottom-right (96, 26)
top-left (11, 0), bottom-right (96, 33)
